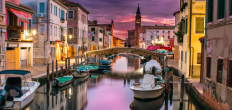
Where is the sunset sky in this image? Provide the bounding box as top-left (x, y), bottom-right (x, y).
top-left (70, 0), bottom-right (180, 39)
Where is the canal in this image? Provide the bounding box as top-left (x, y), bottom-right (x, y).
top-left (23, 56), bottom-right (202, 110)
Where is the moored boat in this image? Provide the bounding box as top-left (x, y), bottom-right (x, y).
top-left (52, 75), bottom-right (73, 87)
top-left (73, 67), bottom-right (90, 78)
top-left (130, 74), bottom-right (164, 99)
top-left (144, 60), bottom-right (162, 75)
top-left (0, 70), bottom-right (40, 109)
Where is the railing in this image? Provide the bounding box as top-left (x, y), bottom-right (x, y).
top-left (67, 37), bottom-right (77, 44)
top-left (7, 30), bottom-right (20, 40)
top-left (60, 18), bottom-right (65, 23)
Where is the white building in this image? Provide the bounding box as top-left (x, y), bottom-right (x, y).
top-left (22, 0), bottom-right (68, 64)
top-left (139, 25), bottom-right (174, 49)
top-left (0, 0), bottom-right (6, 70)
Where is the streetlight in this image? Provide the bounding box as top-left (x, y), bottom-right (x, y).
top-left (32, 29), bottom-right (37, 36)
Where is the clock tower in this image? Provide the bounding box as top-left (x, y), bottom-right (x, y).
top-left (135, 4), bottom-right (141, 30)
top-left (135, 4), bottom-right (141, 47)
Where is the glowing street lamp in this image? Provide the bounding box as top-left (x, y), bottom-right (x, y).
top-left (32, 29), bottom-right (37, 36)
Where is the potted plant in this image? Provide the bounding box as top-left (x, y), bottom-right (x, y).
top-left (7, 25), bottom-right (23, 31)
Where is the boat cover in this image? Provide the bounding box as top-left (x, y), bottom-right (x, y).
top-left (143, 74), bottom-right (155, 85)
top-left (145, 60), bottom-right (162, 73)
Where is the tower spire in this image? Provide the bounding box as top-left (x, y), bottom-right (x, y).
top-left (136, 4), bottom-right (141, 14)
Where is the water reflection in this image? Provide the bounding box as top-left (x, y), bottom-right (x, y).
top-left (24, 56), bottom-right (202, 110)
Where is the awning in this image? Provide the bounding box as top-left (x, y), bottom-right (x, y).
top-left (9, 8), bottom-right (29, 23)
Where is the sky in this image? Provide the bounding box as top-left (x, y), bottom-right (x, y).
top-left (69, 0), bottom-right (180, 39)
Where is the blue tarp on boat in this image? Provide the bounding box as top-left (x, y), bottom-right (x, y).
top-left (0, 70), bottom-right (30, 75)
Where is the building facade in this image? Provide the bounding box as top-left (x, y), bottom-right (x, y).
top-left (88, 20), bottom-right (104, 51)
top-left (202, 0), bottom-right (232, 109)
top-left (173, 11), bottom-right (180, 62)
top-left (0, 0), bottom-right (6, 71)
top-left (60, 0), bottom-right (89, 58)
top-left (98, 20), bottom-right (114, 48)
top-left (5, 0), bottom-right (34, 70)
top-left (23, 0), bottom-right (68, 64)
top-left (175, 0), bottom-right (205, 78)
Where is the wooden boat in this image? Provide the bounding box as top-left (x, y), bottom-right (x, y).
top-left (130, 74), bottom-right (164, 99)
top-left (77, 65), bottom-right (99, 72)
top-left (0, 70), bottom-right (40, 109)
top-left (73, 67), bottom-right (90, 78)
top-left (52, 75), bottom-right (73, 87)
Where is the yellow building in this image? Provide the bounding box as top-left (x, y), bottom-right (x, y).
top-left (176, 0), bottom-right (205, 79)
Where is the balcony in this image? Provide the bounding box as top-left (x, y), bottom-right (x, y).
top-left (7, 30), bottom-right (20, 40)
top-left (60, 18), bottom-right (65, 23)
top-left (67, 37), bottom-right (77, 44)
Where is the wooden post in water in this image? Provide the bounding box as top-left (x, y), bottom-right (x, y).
top-left (77, 56), bottom-right (79, 68)
top-left (52, 60), bottom-right (54, 81)
top-left (95, 55), bottom-right (97, 66)
top-left (68, 58), bottom-right (70, 70)
top-left (56, 60), bottom-right (58, 78)
top-left (180, 75), bottom-right (184, 103)
top-left (75, 56), bottom-right (77, 65)
top-left (165, 70), bottom-right (170, 90)
top-left (65, 58), bottom-right (67, 71)
top-left (47, 63), bottom-right (50, 85)
top-left (60, 66), bottom-right (63, 76)
top-left (81, 55), bottom-right (83, 65)
top-left (73, 63), bottom-right (75, 72)
top-left (100, 55), bottom-right (102, 66)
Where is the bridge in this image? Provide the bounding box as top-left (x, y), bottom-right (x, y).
top-left (86, 47), bottom-right (167, 68)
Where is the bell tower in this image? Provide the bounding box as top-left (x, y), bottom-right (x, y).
top-left (135, 4), bottom-right (141, 30)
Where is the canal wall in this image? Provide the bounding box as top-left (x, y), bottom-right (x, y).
top-left (169, 66), bottom-right (212, 110)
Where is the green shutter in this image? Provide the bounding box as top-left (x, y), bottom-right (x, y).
top-left (230, 0), bottom-right (232, 15)
top-left (217, 0), bottom-right (225, 19)
top-left (185, 18), bottom-right (188, 34)
top-left (92, 36), bottom-right (94, 41)
top-left (181, 51), bottom-right (183, 62)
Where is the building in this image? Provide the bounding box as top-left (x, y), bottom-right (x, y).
top-left (173, 11), bottom-right (180, 62)
top-left (139, 25), bottom-right (174, 49)
top-left (127, 4), bottom-right (141, 47)
top-left (60, 0), bottom-right (89, 58)
top-left (202, 0), bottom-right (232, 109)
top-left (88, 20), bottom-right (104, 51)
top-left (0, 0), bottom-right (6, 71)
top-left (22, 0), bottom-right (68, 64)
top-left (98, 20), bottom-right (114, 48)
top-left (5, 0), bottom-right (34, 70)
top-left (175, 0), bottom-right (205, 78)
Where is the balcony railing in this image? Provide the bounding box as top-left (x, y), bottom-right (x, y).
top-left (60, 18), bottom-right (65, 23)
top-left (67, 37), bottom-right (77, 44)
top-left (7, 30), bottom-right (20, 40)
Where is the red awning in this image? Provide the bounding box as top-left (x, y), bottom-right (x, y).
top-left (9, 8), bottom-right (29, 23)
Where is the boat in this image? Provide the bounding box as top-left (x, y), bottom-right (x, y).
top-left (144, 60), bottom-right (162, 75)
top-left (0, 70), bottom-right (40, 109)
top-left (99, 60), bottom-right (111, 65)
top-left (130, 74), bottom-right (164, 99)
top-left (76, 65), bottom-right (99, 72)
top-left (73, 67), bottom-right (90, 78)
top-left (52, 75), bottom-right (73, 87)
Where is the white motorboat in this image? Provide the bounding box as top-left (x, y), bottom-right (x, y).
top-left (73, 67), bottom-right (89, 78)
top-left (144, 60), bottom-right (162, 75)
top-left (0, 70), bottom-right (40, 109)
top-left (130, 74), bottom-right (164, 99)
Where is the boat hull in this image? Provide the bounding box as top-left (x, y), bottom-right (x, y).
top-left (52, 76), bottom-right (73, 87)
top-left (130, 87), bottom-right (164, 99)
top-left (73, 72), bottom-right (89, 78)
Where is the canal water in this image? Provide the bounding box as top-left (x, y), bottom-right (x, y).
top-left (23, 56), bottom-right (202, 110)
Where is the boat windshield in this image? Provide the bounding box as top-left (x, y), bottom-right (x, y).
top-left (0, 74), bottom-right (33, 88)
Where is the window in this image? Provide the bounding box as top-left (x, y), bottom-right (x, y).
top-left (66, 13), bottom-right (67, 20)
top-left (68, 11), bottom-right (73, 19)
top-left (168, 36), bottom-right (170, 39)
top-left (0, 0), bottom-right (2, 13)
top-left (151, 35), bottom-right (153, 39)
top-left (91, 28), bottom-right (95, 31)
top-left (168, 31), bottom-right (170, 34)
top-left (181, 51), bottom-right (183, 62)
top-left (185, 52), bottom-right (187, 63)
top-left (163, 31), bottom-right (165, 33)
top-left (20, 22), bottom-right (24, 32)
top-left (92, 36), bottom-right (94, 41)
top-left (207, 57), bottom-right (211, 78)
top-left (230, 0), bottom-right (232, 16)
top-left (157, 36), bottom-right (159, 39)
top-left (143, 38), bottom-right (144, 41)
top-left (99, 29), bottom-right (103, 33)
top-left (51, 25), bottom-right (52, 35)
top-left (39, 25), bottom-right (44, 35)
top-left (227, 60), bottom-right (232, 87)
top-left (99, 38), bottom-right (102, 42)
top-left (51, 4), bottom-right (52, 13)
top-left (28, 19), bottom-right (32, 33)
top-left (61, 10), bottom-right (64, 19)
top-left (195, 17), bottom-right (204, 33)
top-left (207, 0), bottom-right (213, 22)
top-left (59, 8), bottom-right (60, 17)
top-left (217, 0), bottom-right (225, 19)
top-left (217, 59), bottom-right (223, 83)
top-left (54, 6), bottom-right (55, 15)
top-left (68, 28), bottom-right (73, 37)
top-left (185, 18), bottom-right (188, 34)
top-left (39, 3), bottom-right (45, 13)
top-left (56, 7), bottom-right (57, 16)
top-left (197, 53), bottom-right (201, 64)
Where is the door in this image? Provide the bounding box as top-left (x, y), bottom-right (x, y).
top-left (21, 49), bottom-right (27, 69)
top-left (6, 49), bottom-right (15, 70)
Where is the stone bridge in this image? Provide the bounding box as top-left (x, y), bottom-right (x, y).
top-left (86, 47), bottom-right (167, 68)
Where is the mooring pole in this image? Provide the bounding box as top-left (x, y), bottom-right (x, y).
top-left (47, 63), bottom-right (50, 85)
top-left (81, 55), bottom-right (83, 65)
top-left (77, 56), bottom-right (79, 68)
top-left (180, 75), bottom-right (184, 103)
top-left (60, 66), bottom-right (63, 76)
top-left (56, 60), bottom-right (58, 78)
top-left (75, 56), bottom-right (77, 65)
top-left (73, 63), bottom-right (75, 72)
top-left (52, 60), bottom-right (54, 81)
top-left (65, 58), bottom-right (67, 71)
top-left (95, 55), bottom-right (97, 66)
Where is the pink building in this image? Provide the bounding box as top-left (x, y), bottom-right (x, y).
top-left (5, 0), bottom-right (34, 70)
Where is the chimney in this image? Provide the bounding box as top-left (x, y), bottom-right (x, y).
top-left (93, 20), bottom-right (98, 24)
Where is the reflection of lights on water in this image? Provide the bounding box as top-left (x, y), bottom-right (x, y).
top-left (25, 107), bottom-right (30, 110)
top-left (69, 88), bottom-right (72, 99)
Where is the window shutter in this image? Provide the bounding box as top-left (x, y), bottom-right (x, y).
top-left (230, 0), bottom-right (232, 15)
top-left (185, 18), bottom-right (188, 34)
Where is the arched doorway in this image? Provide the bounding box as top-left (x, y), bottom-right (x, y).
top-left (78, 46), bottom-right (83, 56)
top-left (91, 45), bottom-right (96, 51)
top-left (68, 46), bottom-right (75, 58)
